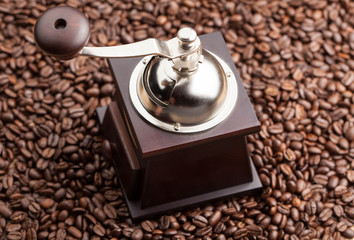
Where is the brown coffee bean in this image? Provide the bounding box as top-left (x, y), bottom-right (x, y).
top-left (93, 208), bottom-right (106, 222)
top-left (343, 228), bottom-right (354, 239)
top-left (26, 228), bottom-right (37, 240)
top-left (7, 231), bottom-right (22, 240)
top-left (40, 198), bottom-right (55, 209)
top-left (233, 228), bottom-right (247, 239)
top-left (272, 212), bottom-right (282, 225)
top-left (208, 210), bottom-right (221, 226)
top-left (131, 229), bottom-right (143, 240)
top-left (58, 200), bottom-right (74, 210)
top-left (6, 223), bottom-right (21, 232)
top-left (68, 226), bottom-right (82, 238)
top-left (246, 224), bottom-right (262, 236)
top-left (159, 215), bottom-right (170, 230)
top-left (164, 228), bottom-right (178, 236)
top-left (0, 205), bottom-right (12, 218)
top-left (336, 221), bottom-right (347, 232)
top-left (10, 211), bottom-right (26, 223)
top-left (182, 221), bottom-right (196, 232)
top-left (318, 208), bottom-right (332, 222)
top-left (103, 204), bottom-right (117, 219)
top-left (195, 226), bottom-right (212, 237)
top-left (333, 205), bottom-right (344, 217)
top-left (224, 226), bottom-right (237, 236)
top-left (56, 229), bottom-right (67, 240)
top-left (93, 224), bottom-right (105, 237)
top-left (192, 215), bottom-right (208, 228)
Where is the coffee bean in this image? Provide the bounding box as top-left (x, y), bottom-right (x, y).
top-left (164, 228), bottom-right (178, 236)
top-left (328, 176), bottom-right (339, 189)
top-left (10, 211), bottom-right (26, 223)
top-left (131, 229), bottom-right (143, 240)
top-left (343, 228), bottom-right (354, 239)
top-left (0, 205), bottom-right (12, 218)
top-left (182, 221), bottom-right (196, 232)
top-left (6, 223), bottom-right (21, 232)
top-left (336, 221), bottom-right (347, 232)
top-left (318, 208), bottom-right (332, 222)
top-left (26, 228), bottom-right (37, 240)
top-left (93, 224), bottom-right (105, 237)
top-left (233, 228), bottom-right (247, 239)
top-left (195, 226), bottom-right (212, 237)
top-left (141, 220), bottom-right (154, 232)
top-left (208, 210), bottom-right (221, 226)
top-left (93, 208), bottom-right (106, 222)
top-left (40, 198), bottom-right (55, 209)
top-left (172, 234), bottom-right (186, 240)
top-left (58, 200), bottom-right (74, 210)
top-left (103, 204), bottom-right (117, 219)
top-left (224, 226), bottom-right (237, 236)
top-left (68, 226), bottom-right (82, 238)
top-left (246, 224), bottom-right (262, 236)
top-left (159, 215), bottom-right (170, 230)
top-left (192, 215), bottom-right (208, 228)
top-left (7, 231), bottom-right (22, 240)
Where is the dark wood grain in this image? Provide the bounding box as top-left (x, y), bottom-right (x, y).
top-left (141, 136), bottom-right (252, 208)
top-left (101, 102), bottom-right (141, 200)
top-left (34, 6), bottom-right (90, 60)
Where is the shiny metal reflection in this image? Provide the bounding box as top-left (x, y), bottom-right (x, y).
top-left (129, 50), bottom-right (238, 133)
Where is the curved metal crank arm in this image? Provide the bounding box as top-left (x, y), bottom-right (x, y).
top-left (80, 37), bottom-right (201, 59)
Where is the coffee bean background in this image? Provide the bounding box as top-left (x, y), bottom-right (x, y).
top-left (0, 0), bottom-right (354, 239)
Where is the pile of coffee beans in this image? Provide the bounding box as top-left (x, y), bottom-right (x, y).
top-left (0, 0), bottom-right (353, 239)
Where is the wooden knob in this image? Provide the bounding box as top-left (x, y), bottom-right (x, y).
top-left (34, 6), bottom-right (90, 60)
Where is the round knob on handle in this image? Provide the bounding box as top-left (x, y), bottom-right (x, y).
top-left (34, 6), bottom-right (90, 60)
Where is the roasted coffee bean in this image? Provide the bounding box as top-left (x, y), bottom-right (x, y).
top-left (131, 229), bottom-right (143, 240)
top-left (93, 224), bottom-right (105, 237)
top-left (56, 229), bottom-right (67, 240)
top-left (182, 221), bottom-right (196, 232)
top-left (233, 228), bottom-right (247, 239)
top-left (319, 208), bottom-right (332, 222)
top-left (103, 204), bottom-right (117, 219)
top-left (192, 215), bottom-right (208, 228)
top-left (68, 226), bottom-right (82, 238)
top-left (195, 226), bottom-right (212, 237)
top-left (10, 211), bottom-right (26, 223)
top-left (343, 228), bottom-right (354, 239)
top-left (208, 210), bottom-right (221, 226)
top-left (40, 198), bottom-right (55, 209)
top-left (0, 205), bottom-right (12, 218)
top-left (6, 223), bottom-right (21, 232)
top-left (7, 231), bottom-right (22, 240)
top-left (26, 228), bottom-right (37, 240)
top-left (159, 215), bottom-right (170, 230)
top-left (141, 220), bottom-right (154, 232)
top-left (246, 224), bottom-right (262, 236)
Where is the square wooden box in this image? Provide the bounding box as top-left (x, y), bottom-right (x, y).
top-left (97, 32), bottom-right (262, 220)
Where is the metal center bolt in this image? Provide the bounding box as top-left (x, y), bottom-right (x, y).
top-left (177, 27), bottom-right (197, 49)
top-left (173, 28), bottom-right (201, 72)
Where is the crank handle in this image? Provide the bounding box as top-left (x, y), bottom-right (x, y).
top-left (34, 6), bottom-right (201, 61)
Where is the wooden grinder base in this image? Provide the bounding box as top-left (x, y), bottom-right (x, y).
top-left (97, 32), bottom-right (262, 220)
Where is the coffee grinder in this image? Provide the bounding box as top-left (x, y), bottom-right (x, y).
top-left (34, 6), bottom-right (262, 220)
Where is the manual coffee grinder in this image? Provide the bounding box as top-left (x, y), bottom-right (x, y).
top-left (34, 6), bottom-right (262, 220)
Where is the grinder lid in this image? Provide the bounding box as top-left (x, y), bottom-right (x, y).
top-left (130, 49), bottom-right (238, 133)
